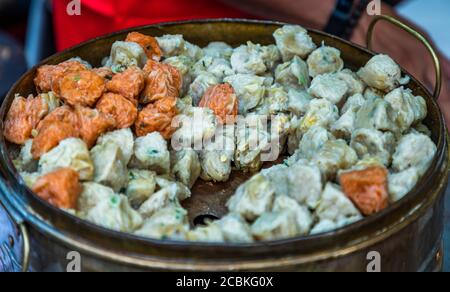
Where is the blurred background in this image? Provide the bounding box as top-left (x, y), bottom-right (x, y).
top-left (0, 0), bottom-right (449, 271)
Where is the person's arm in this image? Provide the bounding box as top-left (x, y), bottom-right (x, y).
top-left (223, 0), bottom-right (336, 29)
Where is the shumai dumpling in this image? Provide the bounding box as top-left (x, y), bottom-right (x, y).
top-left (126, 169), bottom-right (157, 208)
top-left (39, 138), bottom-right (94, 181)
top-left (273, 25), bottom-right (317, 61)
top-left (388, 167), bottom-right (421, 203)
top-left (224, 74), bottom-right (266, 114)
top-left (357, 54), bottom-right (409, 92)
top-left (251, 211), bottom-right (300, 241)
top-left (129, 132), bottom-right (171, 174)
top-left (227, 174), bottom-right (275, 221)
top-left (171, 148), bottom-right (201, 188)
top-left (308, 73), bottom-right (349, 105)
top-left (314, 183), bottom-right (362, 232)
top-left (275, 56), bottom-right (310, 91)
top-left (203, 42), bottom-right (234, 59)
top-left (307, 45), bottom-right (344, 77)
top-left (135, 205), bottom-right (189, 240)
top-left (78, 182), bottom-right (143, 232)
top-left (392, 132), bottom-right (437, 176)
top-left (90, 141), bottom-right (128, 192)
top-left (200, 126), bottom-right (235, 182)
top-left (384, 87), bottom-right (427, 133)
top-left (272, 195), bottom-right (313, 236)
top-left (230, 42), bottom-right (268, 75)
top-left (96, 128), bottom-right (134, 165)
top-left (350, 128), bottom-right (396, 167)
top-left (217, 213), bottom-right (254, 243)
top-left (110, 41), bottom-right (148, 72)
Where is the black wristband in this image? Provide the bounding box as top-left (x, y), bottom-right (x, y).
top-left (325, 0), bottom-right (370, 40)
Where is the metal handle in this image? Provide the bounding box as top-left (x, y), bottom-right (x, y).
top-left (366, 14), bottom-right (442, 100)
top-left (0, 183), bottom-right (30, 272)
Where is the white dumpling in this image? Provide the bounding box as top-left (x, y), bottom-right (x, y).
top-left (183, 41), bottom-right (204, 61)
top-left (273, 25), bottom-right (317, 61)
top-left (350, 128), bottom-right (396, 166)
top-left (172, 149), bottom-right (201, 188)
top-left (227, 174), bottom-right (275, 221)
top-left (200, 151), bottom-right (233, 182)
top-left (188, 73), bottom-right (220, 105)
top-left (388, 167), bottom-right (420, 203)
top-left (91, 141), bottom-right (128, 192)
top-left (341, 93), bottom-right (366, 114)
top-left (336, 69), bottom-right (366, 96)
top-left (154, 176), bottom-right (191, 202)
top-left (172, 107), bottom-right (217, 149)
top-left (203, 42), bottom-right (234, 59)
top-left (235, 115), bottom-right (270, 173)
top-left (126, 169), bottom-right (157, 208)
top-left (156, 34), bottom-right (186, 58)
top-left (138, 185), bottom-right (181, 218)
top-left (200, 126), bottom-right (235, 182)
top-left (135, 205), bottom-right (189, 240)
top-left (297, 98), bottom-right (339, 134)
top-left (331, 107), bottom-right (359, 140)
top-left (310, 219), bottom-right (338, 235)
top-left (217, 213), bottom-right (253, 243)
top-left (224, 74), bottom-right (266, 114)
top-left (251, 211), bottom-right (299, 241)
top-left (230, 42), bottom-right (268, 75)
top-left (261, 44), bottom-right (282, 71)
top-left (207, 58), bottom-right (235, 81)
top-left (97, 128), bottom-right (134, 165)
top-left (311, 139), bottom-right (358, 180)
top-left (384, 87), bottom-right (427, 133)
top-left (308, 73), bottom-right (349, 105)
top-left (307, 45), bottom-right (344, 77)
top-left (110, 41), bottom-right (147, 72)
top-left (39, 138), bottom-right (94, 181)
top-left (275, 56), bottom-right (310, 91)
top-left (260, 165), bottom-right (290, 197)
top-left (355, 96), bottom-right (397, 133)
top-left (315, 183), bottom-right (362, 228)
top-left (285, 161), bottom-right (323, 209)
top-left (78, 183), bottom-right (143, 232)
top-left (256, 84), bottom-right (289, 115)
top-left (192, 56), bottom-right (233, 80)
top-left (270, 113), bottom-right (292, 151)
top-left (295, 126), bottom-right (335, 160)
top-left (287, 89), bottom-right (313, 116)
top-left (129, 132), bottom-right (170, 174)
top-left (357, 54), bottom-right (408, 92)
top-left (392, 133), bottom-right (437, 175)
top-left (272, 195), bottom-right (313, 236)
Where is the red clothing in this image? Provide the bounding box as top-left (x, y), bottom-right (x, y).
top-left (53, 0), bottom-right (254, 51)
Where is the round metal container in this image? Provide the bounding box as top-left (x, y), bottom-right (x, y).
top-left (0, 18), bottom-right (449, 272)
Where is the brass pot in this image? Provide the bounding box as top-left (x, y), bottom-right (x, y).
top-left (0, 16), bottom-right (448, 272)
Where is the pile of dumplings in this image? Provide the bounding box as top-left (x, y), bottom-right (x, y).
top-left (6, 24), bottom-right (437, 243)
